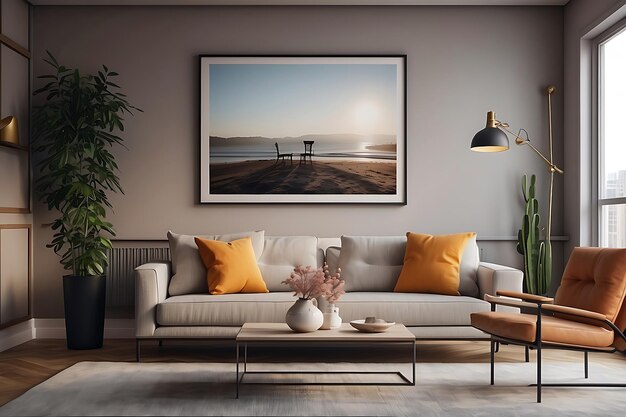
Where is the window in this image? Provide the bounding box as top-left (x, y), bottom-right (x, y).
top-left (598, 22), bottom-right (626, 248)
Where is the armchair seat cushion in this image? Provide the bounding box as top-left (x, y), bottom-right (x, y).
top-left (471, 311), bottom-right (614, 347)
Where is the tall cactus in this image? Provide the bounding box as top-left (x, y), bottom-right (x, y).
top-left (516, 174), bottom-right (552, 295)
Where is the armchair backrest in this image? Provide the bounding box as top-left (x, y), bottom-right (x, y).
top-left (555, 247), bottom-right (626, 350)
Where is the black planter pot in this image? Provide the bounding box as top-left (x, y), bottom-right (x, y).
top-left (63, 275), bottom-right (106, 350)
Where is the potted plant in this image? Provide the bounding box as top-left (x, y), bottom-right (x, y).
top-left (33, 52), bottom-right (140, 349)
top-left (516, 174), bottom-right (552, 295)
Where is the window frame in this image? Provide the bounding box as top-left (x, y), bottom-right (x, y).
top-left (594, 18), bottom-right (626, 247)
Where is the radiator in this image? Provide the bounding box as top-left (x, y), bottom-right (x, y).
top-left (105, 247), bottom-right (170, 307)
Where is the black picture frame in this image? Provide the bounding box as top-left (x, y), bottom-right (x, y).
top-left (199, 54), bottom-right (407, 205)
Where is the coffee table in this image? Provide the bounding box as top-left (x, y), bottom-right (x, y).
top-left (235, 322), bottom-right (416, 398)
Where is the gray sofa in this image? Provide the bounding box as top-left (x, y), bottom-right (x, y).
top-left (135, 234), bottom-right (523, 351)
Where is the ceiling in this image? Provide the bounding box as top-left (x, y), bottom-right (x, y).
top-left (28, 0), bottom-right (570, 6)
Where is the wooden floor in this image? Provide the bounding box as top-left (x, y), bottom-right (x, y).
top-left (1, 338), bottom-right (625, 407)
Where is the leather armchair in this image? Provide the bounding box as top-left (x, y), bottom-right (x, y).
top-left (471, 247), bottom-right (626, 403)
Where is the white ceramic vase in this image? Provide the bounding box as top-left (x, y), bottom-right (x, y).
top-left (320, 303), bottom-right (342, 330)
top-left (285, 298), bottom-right (323, 333)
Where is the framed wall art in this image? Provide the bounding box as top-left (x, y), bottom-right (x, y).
top-left (199, 55), bottom-right (406, 204)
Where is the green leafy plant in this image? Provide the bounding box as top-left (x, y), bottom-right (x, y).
top-left (516, 174), bottom-right (552, 295)
top-left (33, 52), bottom-right (140, 277)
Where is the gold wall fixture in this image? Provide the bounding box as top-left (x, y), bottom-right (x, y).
top-left (0, 116), bottom-right (20, 145)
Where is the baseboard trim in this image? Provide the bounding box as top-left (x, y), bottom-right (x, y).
top-left (0, 319), bottom-right (36, 352)
top-left (34, 319), bottom-right (135, 339)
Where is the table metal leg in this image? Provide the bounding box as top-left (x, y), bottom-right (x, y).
top-left (235, 340), bottom-right (416, 390)
top-left (412, 341), bottom-right (416, 385)
top-left (236, 342), bottom-right (240, 399)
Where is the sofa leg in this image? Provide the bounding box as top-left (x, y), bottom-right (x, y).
top-left (525, 346), bottom-right (530, 362)
top-left (584, 351), bottom-right (589, 379)
top-left (136, 339), bottom-right (141, 363)
top-left (490, 339), bottom-right (495, 385)
top-left (159, 340), bottom-right (163, 347)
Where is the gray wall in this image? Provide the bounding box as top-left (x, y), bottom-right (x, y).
top-left (32, 5), bottom-right (564, 317)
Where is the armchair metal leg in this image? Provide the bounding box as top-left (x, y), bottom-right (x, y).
top-left (525, 346), bottom-right (530, 362)
top-left (584, 351), bottom-right (589, 379)
top-left (490, 339), bottom-right (495, 385)
top-left (536, 308), bottom-right (542, 403)
top-left (536, 343), bottom-right (542, 403)
top-left (494, 341), bottom-right (500, 353)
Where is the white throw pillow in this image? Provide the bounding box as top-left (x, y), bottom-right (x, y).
top-left (167, 230), bottom-right (265, 296)
top-left (257, 236), bottom-right (318, 292)
top-left (458, 234), bottom-right (480, 297)
top-left (337, 236), bottom-right (406, 292)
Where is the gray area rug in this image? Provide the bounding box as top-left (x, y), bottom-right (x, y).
top-left (1, 361), bottom-right (625, 416)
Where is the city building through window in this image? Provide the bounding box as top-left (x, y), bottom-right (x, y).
top-left (598, 21), bottom-right (626, 247)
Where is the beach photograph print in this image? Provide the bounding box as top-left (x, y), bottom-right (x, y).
top-left (199, 56), bottom-right (406, 203)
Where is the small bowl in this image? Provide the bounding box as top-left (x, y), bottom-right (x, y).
top-left (350, 319), bottom-right (396, 333)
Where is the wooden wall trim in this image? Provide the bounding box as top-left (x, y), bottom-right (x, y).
top-left (0, 0), bottom-right (32, 213)
top-left (0, 224), bottom-right (32, 329)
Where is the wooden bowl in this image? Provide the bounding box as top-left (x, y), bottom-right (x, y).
top-left (350, 319), bottom-right (396, 333)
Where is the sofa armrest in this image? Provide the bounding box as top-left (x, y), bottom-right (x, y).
top-left (135, 261), bottom-right (171, 337)
top-left (477, 262), bottom-right (524, 299)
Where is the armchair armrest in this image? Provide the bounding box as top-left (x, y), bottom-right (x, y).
top-left (484, 294), bottom-right (538, 310)
top-left (485, 294), bottom-right (607, 322)
top-left (135, 261), bottom-right (171, 337)
top-left (496, 290), bottom-right (554, 304)
top-left (477, 262), bottom-right (523, 298)
top-left (542, 304), bottom-right (607, 322)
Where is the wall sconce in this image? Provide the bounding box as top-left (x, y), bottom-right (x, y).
top-left (0, 116), bottom-right (20, 145)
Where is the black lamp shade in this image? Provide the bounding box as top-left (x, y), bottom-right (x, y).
top-left (470, 126), bottom-right (509, 153)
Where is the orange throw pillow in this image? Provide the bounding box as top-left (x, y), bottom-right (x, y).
top-left (194, 237), bottom-right (268, 295)
top-left (394, 232), bottom-right (476, 296)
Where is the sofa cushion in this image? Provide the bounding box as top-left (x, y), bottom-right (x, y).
top-left (157, 292), bottom-right (489, 326)
top-left (337, 236), bottom-right (406, 292)
top-left (394, 232), bottom-right (476, 296)
top-left (167, 230), bottom-right (264, 296)
top-left (257, 236), bottom-right (319, 291)
top-left (328, 235), bottom-right (480, 297)
top-left (195, 237), bottom-right (268, 295)
top-left (157, 293), bottom-right (297, 326)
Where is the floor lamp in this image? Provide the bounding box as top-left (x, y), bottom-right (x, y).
top-left (470, 86), bottom-right (564, 293)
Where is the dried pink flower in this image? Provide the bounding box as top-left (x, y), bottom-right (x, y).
top-left (282, 265), bottom-right (326, 300)
top-left (282, 264), bottom-right (345, 302)
top-left (322, 263), bottom-right (345, 303)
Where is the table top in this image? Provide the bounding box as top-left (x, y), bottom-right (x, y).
top-left (236, 323), bottom-right (415, 342)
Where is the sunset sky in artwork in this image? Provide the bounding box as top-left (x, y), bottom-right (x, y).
top-left (209, 63), bottom-right (398, 138)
